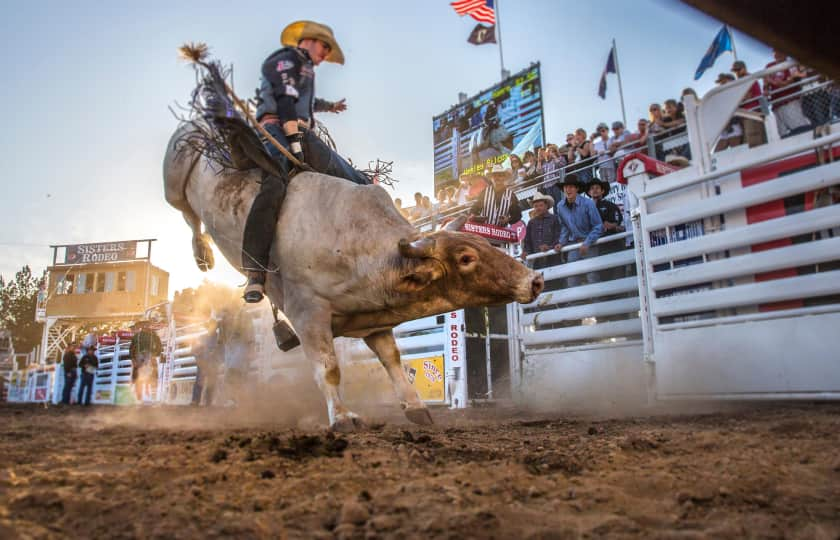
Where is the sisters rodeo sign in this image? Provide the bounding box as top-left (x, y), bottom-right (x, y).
top-left (63, 241), bottom-right (138, 264)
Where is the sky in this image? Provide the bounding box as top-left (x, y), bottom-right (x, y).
top-left (0, 0), bottom-right (772, 294)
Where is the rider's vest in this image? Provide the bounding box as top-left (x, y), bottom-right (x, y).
top-left (256, 47), bottom-right (317, 123)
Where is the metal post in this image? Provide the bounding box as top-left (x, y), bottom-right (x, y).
top-left (612, 39), bottom-right (628, 128)
top-left (483, 307), bottom-right (493, 400)
top-left (495, 0), bottom-right (505, 80)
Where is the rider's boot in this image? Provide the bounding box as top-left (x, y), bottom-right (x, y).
top-left (244, 271), bottom-right (266, 303)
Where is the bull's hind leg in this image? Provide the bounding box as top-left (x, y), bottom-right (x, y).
top-left (289, 297), bottom-right (364, 432)
top-left (182, 207), bottom-right (214, 271)
top-left (364, 330), bottom-right (433, 425)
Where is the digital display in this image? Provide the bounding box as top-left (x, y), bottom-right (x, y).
top-left (432, 64), bottom-right (544, 193)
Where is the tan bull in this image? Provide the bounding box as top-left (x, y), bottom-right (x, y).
top-left (163, 126), bottom-right (544, 431)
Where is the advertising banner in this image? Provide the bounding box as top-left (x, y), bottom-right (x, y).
top-left (403, 356), bottom-right (445, 402)
top-left (63, 241), bottom-right (138, 265)
top-left (433, 64), bottom-right (544, 194)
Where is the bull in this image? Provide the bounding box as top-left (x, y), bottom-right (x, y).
top-left (163, 126), bottom-right (544, 431)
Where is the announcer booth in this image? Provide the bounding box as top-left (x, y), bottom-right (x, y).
top-left (30, 239), bottom-right (169, 404)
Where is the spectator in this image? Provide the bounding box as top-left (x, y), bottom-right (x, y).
top-left (394, 198), bottom-right (409, 219)
top-left (521, 192), bottom-right (560, 268)
top-left (714, 73), bottom-right (744, 151)
top-left (635, 119), bottom-right (651, 153)
top-left (130, 323), bottom-right (163, 403)
top-left (409, 192), bottom-right (424, 220)
top-left (648, 103), bottom-right (666, 136)
top-left (731, 60), bottom-right (767, 147)
top-left (553, 174), bottom-right (603, 287)
top-left (593, 122), bottom-right (617, 183)
top-left (587, 179), bottom-right (624, 279)
top-left (541, 144), bottom-right (566, 191)
top-left (662, 99), bottom-right (690, 163)
top-left (470, 165), bottom-right (522, 227)
top-left (509, 153), bottom-right (525, 183)
top-left (764, 50), bottom-right (810, 137)
top-left (435, 188), bottom-right (448, 212)
top-left (61, 345), bottom-right (78, 405)
top-left (661, 99), bottom-right (686, 129)
top-left (455, 174), bottom-right (471, 205)
top-left (609, 120), bottom-right (633, 161)
top-left (559, 133), bottom-right (575, 157)
top-left (522, 150), bottom-right (539, 180)
top-left (445, 186), bottom-right (458, 208)
top-left (466, 174), bottom-right (489, 201)
top-left (681, 87), bottom-right (699, 102)
top-left (421, 195), bottom-right (434, 218)
top-left (567, 128), bottom-right (596, 184)
top-left (77, 346), bottom-right (98, 406)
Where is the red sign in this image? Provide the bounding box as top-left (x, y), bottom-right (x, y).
top-left (98, 335), bottom-right (117, 345)
top-left (116, 330), bottom-right (134, 339)
top-left (460, 221), bottom-right (519, 243)
top-left (63, 241), bottom-right (138, 265)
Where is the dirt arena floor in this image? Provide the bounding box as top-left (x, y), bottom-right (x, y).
top-left (1, 401), bottom-right (839, 539)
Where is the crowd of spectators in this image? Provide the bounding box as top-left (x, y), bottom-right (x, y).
top-left (395, 49), bottom-right (839, 278)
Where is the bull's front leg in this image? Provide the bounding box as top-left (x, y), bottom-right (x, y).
top-left (364, 330), bottom-right (433, 426)
top-left (181, 207), bottom-right (214, 271)
top-left (287, 296), bottom-right (364, 432)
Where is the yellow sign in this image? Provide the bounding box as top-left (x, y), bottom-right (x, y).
top-left (403, 356), bottom-right (445, 402)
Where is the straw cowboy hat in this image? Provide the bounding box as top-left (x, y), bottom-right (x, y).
top-left (488, 164), bottom-right (513, 181)
top-left (531, 192), bottom-right (555, 208)
top-left (281, 20), bottom-right (345, 65)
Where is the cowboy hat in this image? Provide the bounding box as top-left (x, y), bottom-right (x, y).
top-left (531, 192), bottom-right (555, 208)
top-left (488, 164), bottom-right (513, 180)
top-left (587, 178), bottom-right (611, 196)
top-left (281, 20), bottom-right (345, 65)
top-left (559, 173), bottom-right (584, 190)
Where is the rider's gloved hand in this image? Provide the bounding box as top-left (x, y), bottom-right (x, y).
top-left (288, 132), bottom-right (305, 165)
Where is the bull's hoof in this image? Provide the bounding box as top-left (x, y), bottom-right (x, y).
top-left (404, 407), bottom-right (434, 426)
top-left (330, 412), bottom-right (366, 433)
top-left (193, 236), bottom-right (215, 272)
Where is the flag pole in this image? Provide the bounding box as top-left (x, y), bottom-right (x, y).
top-left (495, 0), bottom-right (505, 80)
top-left (612, 38), bottom-right (627, 128)
top-left (728, 25), bottom-right (738, 62)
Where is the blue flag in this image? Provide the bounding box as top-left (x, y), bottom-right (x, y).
top-left (598, 46), bottom-right (616, 99)
top-left (694, 25), bottom-right (733, 80)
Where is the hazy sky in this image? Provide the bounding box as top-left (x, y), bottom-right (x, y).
top-left (0, 0), bottom-right (771, 293)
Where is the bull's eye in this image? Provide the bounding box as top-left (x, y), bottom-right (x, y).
top-left (458, 254), bottom-right (476, 266)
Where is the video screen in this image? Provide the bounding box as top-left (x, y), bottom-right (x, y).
top-left (432, 64), bottom-right (544, 193)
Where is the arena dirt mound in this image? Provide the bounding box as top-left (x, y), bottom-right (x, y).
top-left (2, 402), bottom-right (840, 539)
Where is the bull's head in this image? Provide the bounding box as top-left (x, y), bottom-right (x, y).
top-left (395, 217), bottom-right (544, 306)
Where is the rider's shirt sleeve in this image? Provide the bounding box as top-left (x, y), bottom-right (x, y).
top-left (262, 50), bottom-right (302, 102)
top-left (313, 98), bottom-right (334, 113)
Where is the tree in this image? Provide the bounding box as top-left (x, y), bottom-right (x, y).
top-left (0, 265), bottom-right (45, 353)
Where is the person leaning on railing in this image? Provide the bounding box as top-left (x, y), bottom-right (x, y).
top-left (764, 50), bottom-right (810, 137)
top-left (731, 60), bottom-right (768, 148)
top-left (521, 192), bottom-right (560, 270)
top-left (553, 174), bottom-right (603, 287)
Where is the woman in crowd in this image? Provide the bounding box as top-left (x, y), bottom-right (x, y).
top-left (567, 128), bottom-right (595, 183)
top-left (509, 153), bottom-right (526, 183)
top-left (522, 150), bottom-right (539, 180)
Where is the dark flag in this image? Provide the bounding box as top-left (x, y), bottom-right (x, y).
top-left (467, 23), bottom-right (496, 45)
top-left (598, 46), bottom-right (617, 99)
top-left (694, 25), bottom-right (734, 80)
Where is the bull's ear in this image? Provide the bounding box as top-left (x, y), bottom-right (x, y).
top-left (395, 261), bottom-right (443, 293)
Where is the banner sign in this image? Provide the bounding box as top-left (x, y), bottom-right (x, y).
top-left (63, 241), bottom-right (138, 265)
top-left (461, 221), bottom-right (519, 243)
top-left (433, 64), bottom-right (544, 193)
top-left (403, 356), bottom-right (445, 402)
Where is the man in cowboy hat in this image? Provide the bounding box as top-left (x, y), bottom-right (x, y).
top-left (587, 178), bottom-right (625, 279)
top-left (554, 174), bottom-right (603, 287)
top-left (244, 20), bottom-right (371, 303)
top-left (521, 192), bottom-right (560, 268)
top-left (470, 164), bottom-right (522, 227)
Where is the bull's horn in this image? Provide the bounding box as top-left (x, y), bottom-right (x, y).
top-left (398, 237), bottom-right (436, 259)
top-left (443, 215), bottom-right (468, 232)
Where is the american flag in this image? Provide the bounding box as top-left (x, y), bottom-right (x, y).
top-left (450, 0), bottom-right (495, 25)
